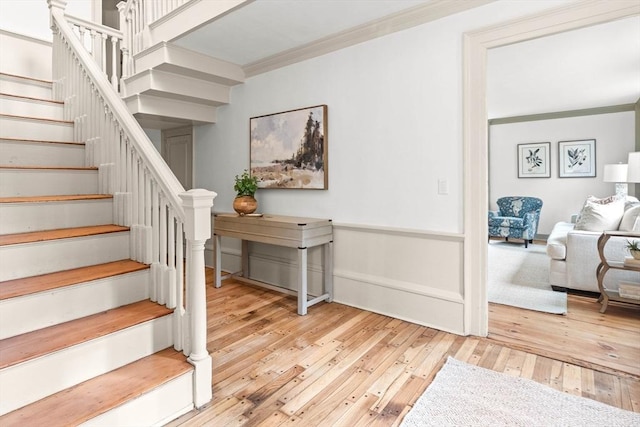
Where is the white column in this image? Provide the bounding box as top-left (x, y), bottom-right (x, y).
top-left (180, 189), bottom-right (216, 408)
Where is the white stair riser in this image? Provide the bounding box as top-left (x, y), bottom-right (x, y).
top-left (0, 96), bottom-right (63, 121)
top-left (0, 169), bottom-right (98, 197)
top-left (0, 315), bottom-right (173, 415)
top-left (0, 78), bottom-right (52, 100)
top-left (82, 373), bottom-right (193, 427)
top-left (0, 270), bottom-right (150, 340)
top-left (0, 232), bottom-right (130, 281)
top-left (0, 198), bottom-right (112, 234)
top-left (0, 116), bottom-right (73, 142)
top-left (0, 139), bottom-right (85, 167)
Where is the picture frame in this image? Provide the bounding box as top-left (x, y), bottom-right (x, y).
top-left (558, 139), bottom-right (596, 178)
top-left (517, 142), bottom-right (551, 178)
top-left (250, 105), bottom-right (328, 190)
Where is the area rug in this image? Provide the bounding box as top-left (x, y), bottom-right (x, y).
top-left (400, 357), bottom-right (640, 427)
top-left (488, 242), bottom-right (567, 314)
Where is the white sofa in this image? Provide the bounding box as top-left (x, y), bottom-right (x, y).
top-left (546, 197), bottom-right (640, 293)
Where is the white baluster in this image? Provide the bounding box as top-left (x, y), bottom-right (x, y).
top-left (159, 197), bottom-right (168, 305)
top-left (174, 220), bottom-right (184, 352)
top-left (110, 36), bottom-right (118, 90)
top-left (150, 183), bottom-right (159, 302)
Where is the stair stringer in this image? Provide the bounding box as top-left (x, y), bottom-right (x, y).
top-left (122, 41), bottom-right (244, 128)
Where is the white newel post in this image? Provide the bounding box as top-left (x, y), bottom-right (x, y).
top-left (180, 189), bottom-right (216, 408)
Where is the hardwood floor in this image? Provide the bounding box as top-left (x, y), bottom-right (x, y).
top-left (169, 269), bottom-right (639, 426)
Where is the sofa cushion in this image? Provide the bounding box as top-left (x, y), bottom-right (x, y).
top-left (546, 221), bottom-right (574, 260)
top-left (619, 203), bottom-right (640, 232)
top-left (574, 197), bottom-right (624, 231)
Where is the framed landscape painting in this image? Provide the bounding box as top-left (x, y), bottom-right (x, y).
top-left (517, 142), bottom-right (550, 178)
top-left (250, 105), bottom-right (328, 189)
top-left (558, 139), bottom-right (596, 178)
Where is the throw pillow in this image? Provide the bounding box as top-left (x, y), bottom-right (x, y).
top-left (574, 195), bottom-right (620, 224)
top-left (619, 204), bottom-right (640, 232)
top-left (574, 197), bottom-right (625, 231)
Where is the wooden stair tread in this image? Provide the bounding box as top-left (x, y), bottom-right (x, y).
top-left (0, 92), bottom-right (62, 104)
top-left (0, 225), bottom-right (129, 246)
top-left (0, 348), bottom-right (191, 426)
top-left (0, 260), bottom-right (149, 301)
top-left (0, 194), bottom-right (112, 204)
top-left (0, 300), bottom-right (172, 369)
top-left (0, 165), bottom-right (97, 171)
top-left (0, 113), bottom-right (73, 124)
top-left (0, 137), bottom-right (84, 146)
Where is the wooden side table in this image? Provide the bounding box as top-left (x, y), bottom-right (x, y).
top-left (596, 231), bottom-right (640, 313)
top-left (213, 213), bottom-right (333, 315)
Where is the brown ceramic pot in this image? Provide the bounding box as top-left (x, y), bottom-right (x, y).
top-left (233, 195), bottom-right (257, 215)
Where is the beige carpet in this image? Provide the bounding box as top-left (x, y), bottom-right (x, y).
top-left (400, 357), bottom-right (640, 426)
top-left (488, 241), bottom-right (567, 314)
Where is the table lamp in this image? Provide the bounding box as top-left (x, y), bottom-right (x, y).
top-left (603, 163), bottom-right (628, 197)
top-left (628, 152), bottom-right (640, 183)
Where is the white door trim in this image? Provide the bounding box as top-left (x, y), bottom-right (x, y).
top-left (162, 126), bottom-right (194, 190)
top-left (463, 0), bottom-right (640, 336)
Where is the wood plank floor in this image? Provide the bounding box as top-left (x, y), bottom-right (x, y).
top-left (169, 270), bottom-right (640, 426)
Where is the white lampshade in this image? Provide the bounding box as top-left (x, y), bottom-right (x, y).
top-left (603, 163), bottom-right (628, 182)
top-left (628, 152), bottom-right (640, 183)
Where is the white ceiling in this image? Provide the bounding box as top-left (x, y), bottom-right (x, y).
top-left (173, 0), bottom-right (640, 119)
top-left (173, 0), bottom-right (430, 65)
top-left (487, 15), bottom-right (640, 119)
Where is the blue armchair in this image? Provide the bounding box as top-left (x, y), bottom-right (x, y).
top-left (488, 196), bottom-right (543, 248)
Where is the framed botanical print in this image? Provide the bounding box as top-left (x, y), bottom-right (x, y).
top-left (558, 139), bottom-right (596, 178)
top-left (517, 142), bottom-right (551, 178)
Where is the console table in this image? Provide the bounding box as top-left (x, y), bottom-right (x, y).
top-left (213, 213), bottom-right (333, 315)
top-left (596, 231), bottom-right (640, 313)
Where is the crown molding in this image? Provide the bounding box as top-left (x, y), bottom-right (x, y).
top-left (489, 103), bottom-right (636, 125)
top-left (242, 0), bottom-right (494, 77)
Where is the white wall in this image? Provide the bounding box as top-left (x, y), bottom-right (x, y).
top-left (489, 111), bottom-right (636, 235)
top-left (0, 0), bottom-right (92, 41)
top-left (197, 0), bottom-right (572, 335)
top-left (196, 0), bottom-right (572, 232)
top-left (0, 30), bottom-right (52, 80)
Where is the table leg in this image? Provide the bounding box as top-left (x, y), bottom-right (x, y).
top-left (214, 235), bottom-right (221, 288)
top-left (241, 240), bottom-right (249, 279)
top-left (324, 241), bottom-right (333, 302)
top-left (298, 247), bottom-right (308, 315)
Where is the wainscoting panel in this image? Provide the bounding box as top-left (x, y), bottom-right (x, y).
top-left (333, 224), bottom-right (465, 335)
top-left (208, 217), bottom-right (465, 334)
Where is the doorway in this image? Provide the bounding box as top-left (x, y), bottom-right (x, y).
top-left (162, 126), bottom-right (194, 190)
top-left (462, 1), bottom-right (638, 336)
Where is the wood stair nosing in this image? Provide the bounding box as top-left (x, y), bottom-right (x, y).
top-left (0, 92), bottom-right (62, 105)
top-left (0, 165), bottom-right (97, 171)
top-left (0, 347), bottom-right (191, 426)
top-left (0, 225), bottom-right (129, 247)
top-left (0, 259), bottom-right (149, 301)
top-left (0, 72), bottom-right (53, 85)
top-left (0, 194), bottom-right (112, 204)
top-left (0, 113), bottom-right (73, 125)
top-left (0, 137), bottom-right (84, 146)
top-left (0, 300), bottom-right (173, 370)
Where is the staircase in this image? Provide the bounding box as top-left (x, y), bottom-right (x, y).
top-left (0, 73), bottom-right (195, 424)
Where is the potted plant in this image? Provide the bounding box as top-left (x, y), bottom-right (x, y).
top-left (233, 170), bottom-right (258, 215)
top-left (627, 239), bottom-right (640, 260)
